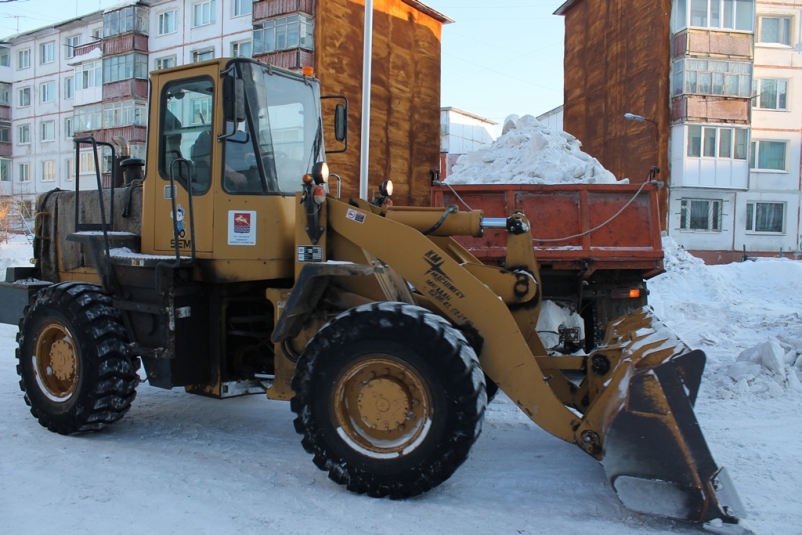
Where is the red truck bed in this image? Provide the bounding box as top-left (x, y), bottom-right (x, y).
top-left (431, 182), bottom-right (664, 279)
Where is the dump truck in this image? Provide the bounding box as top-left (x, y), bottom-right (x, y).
top-left (0, 58), bottom-right (751, 535)
top-left (431, 179), bottom-right (664, 351)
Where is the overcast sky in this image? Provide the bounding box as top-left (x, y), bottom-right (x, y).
top-left (1, 0), bottom-right (567, 134)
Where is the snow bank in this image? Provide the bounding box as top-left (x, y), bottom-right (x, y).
top-left (446, 115), bottom-right (623, 185)
top-left (651, 237), bottom-right (802, 401)
top-left (0, 233), bottom-right (33, 273)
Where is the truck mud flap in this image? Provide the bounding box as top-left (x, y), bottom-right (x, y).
top-left (598, 310), bottom-right (754, 533)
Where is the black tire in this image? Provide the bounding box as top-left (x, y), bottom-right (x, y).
top-left (291, 302), bottom-right (487, 499)
top-left (16, 282), bottom-right (138, 435)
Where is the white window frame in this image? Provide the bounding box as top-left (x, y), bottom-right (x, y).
top-left (65, 35), bottom-right (81, 59)
top-left (672, 0), bottom-right (756, 32)
top-left (0, 158), bottom-right (10, 182)
top-left (65, 76), bottom-right (75, 99)
top-left (40, 81), bottom-right (56, 103)
top-left (17, 48), bottom-right (31, 69)
top-left (76, 61), bottom-right (103, 90)
top-left (749, 140), bottom-right (787, 171)
top-left (253, 14), bottom-right (315, 54)
top-left (0, 122), bottom-right (9, 143)
top-left (79, 151), bottom-right (97, 174)
top-left (757, 15), bottom-right (793, 45)
top-left (231, 40), bottom-right (252, 58)
top-left (41, 120), bottom-right (56, 142)
top-left (40, 42), bottom-right (55, 64)
top-left (65, 118), bottom-right (74, 138)
top-left (65, 158), bottom-right (74, 181)
top-left (192, 48), bottom-right (215, 63)
top-left (18, 86), bottom-right (31, 107)
top-left (18, 162), bottom-right (30, 182)
top-left (18, 124), bottom-right (30, 145)
top-left (687, 125), bottom-right (748, 160)
top-left (680, 198), bottom-right (723, 232)
top-left (42, 160), bottom-right (56, 182)
top-left (0, 83), bottom-right (8, 106)
top-left (155, 56), bottom-right (177, 70)
top-left (233, 0), bottom-right (252, 17)
top-left (746, 201), bottom-right (786, 234)
top-left (158, 10), bottom-right (178, 35)
top-left (193, 0), bottom-right (216, 27)
top-left (0, 48), bottom-right (9, 67)
top-left (752, 79), bottom-right (788, 110)
top-left (672, 58), bottom-right (752, 98)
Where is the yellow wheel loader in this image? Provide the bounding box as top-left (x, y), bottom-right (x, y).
top-left (0, 58), bottom-right (751, 535)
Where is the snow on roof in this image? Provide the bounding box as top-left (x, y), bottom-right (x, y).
top-left (445, 114), bottom-right (622, 186)
top-left (67, 46), bottom-right (102, 66)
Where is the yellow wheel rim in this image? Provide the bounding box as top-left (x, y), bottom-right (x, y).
top-left (333, 355), bottom-right (432, 457)
top-left (33, 322), bottom-right (79, 402)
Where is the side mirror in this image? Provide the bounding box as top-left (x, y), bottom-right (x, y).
top-left (223, 77), bottom-right (246, 124)
top-left (334, 103), bottom-right (347, 143)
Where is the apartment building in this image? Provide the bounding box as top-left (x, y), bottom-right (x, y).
top-left (439, 107), bottom-right (496, 179)
top-left (0, 0), bottom-right (450, 207)
top-left (557, 0), bottom-right (802, 261)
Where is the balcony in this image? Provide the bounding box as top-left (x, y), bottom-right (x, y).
top-left (254, 0), bottom-right (314, 20)
top-left (672, 96), bottom-right (750, 124)
top-left (674, 30), bottom-right (753, 60)
top-left (253, 49), bottom-right (313, 71)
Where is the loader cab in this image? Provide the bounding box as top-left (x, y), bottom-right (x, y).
top-left (141, 58), bottom-right (326, 281)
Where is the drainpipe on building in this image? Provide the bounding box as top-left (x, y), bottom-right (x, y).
top-left (359, 0), bottom-right (374, 201)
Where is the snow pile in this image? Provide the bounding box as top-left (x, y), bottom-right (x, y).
top-left (649, 250), bottom-right (802, 401)
top-left (446, 114), bottom-right (622, 185)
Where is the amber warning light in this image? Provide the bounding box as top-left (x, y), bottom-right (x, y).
top-left (303, 66), bottom-right (314, 77)
top-left (611, 289), bottom-right (641, 299)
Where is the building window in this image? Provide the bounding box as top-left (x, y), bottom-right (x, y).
top-left (193, 0), bottom-right (216, 27)
top-left (758, 16), bottom-right (792, 45)
top-left (92, 27), bottom-right (102, 39)
top-left (42, 160), bottom-right (56, 181)
top-left (18, 124), bottom-right (30, 144)
top-left (40, 81), bottom-right (56, 103)
top-left (155, 56), bottom-right (177, 70)
top-left (0, 158), bottom-right (9, 181)
top-left (103, 100), bottom-right (147, 128)
top-left (79, 151), bottom-right (97, 174)
top-left (687, 125), bottom-right (748, 160)
top-left (750, 140), bottom-right (787, 170)
top-left (190, 97), bottom-right (212, 124)
top-left (65, 118), bottom-right (74, 138)
top-left (0, 83), bottom-right (9, 105)
top-left (681, 198), bottom-right (722, 231)
top-left (233, 0), bottom-right (252, 17)
top-left (65, 35), bottom-right (81, 59)
top-left (158, 10), bottom-right (178, 35)
top-left (41, 121), bottom-right (56, 142)
top-left (231, 40), bottom-right (252, 58)
top-left (192, 48), bottom-right (215, 63)
top-left (17, 48), bottom-right (31, 69)
top-left (746, 202), bottom-right (785, 233)
top-left (673, 0), bottom-right (755, 32)
top-left (253, 15), bottom-right (314, 54)
top-left (40, 42), bottom-right (55, 64)
top-left (74, 104), bottom-right (102, 133)
top-left (673, 59), bottom-right (751, 98)
top-left (103, 6), bottom-right (149, 37)
top-left (65, 76), bottom-right (75, 99)
top-left (752, 79), bottom-right (788, 110)
top-left (18, 87), bottom-right (31, 107)
top-left (0, 48), bottom-right (9, 67)
top-left (65, 158), bottom-right (74, 181)
top-left (103, 53), bottom-right (148, 83)
top-left (0, 122), bottom-right (9, 142)
top-left (76, 61), bottom-right (102, 90)
top-left (18, 163), bottom-right (30, 182)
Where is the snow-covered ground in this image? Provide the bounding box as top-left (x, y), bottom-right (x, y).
top-left (1, 233), bottom-right (801, 535)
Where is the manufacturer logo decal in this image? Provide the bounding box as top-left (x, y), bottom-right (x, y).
top-left (423, 250), bottom-right (467, 322)
top-left (346, 208), bottom-right (366, 224)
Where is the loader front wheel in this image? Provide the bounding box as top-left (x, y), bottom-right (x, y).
top-left (16, 282), bottom-right (138, 435)
top-left (291, 302), bottom-right (486, 499)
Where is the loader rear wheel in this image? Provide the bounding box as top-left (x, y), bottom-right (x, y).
top-left (291, 302), bottom-right (487, 499)
top-left (16, 282), bottom-right (138, 435)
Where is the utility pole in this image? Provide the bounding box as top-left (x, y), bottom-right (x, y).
top-left (359, 0), bottom-right (374, 201)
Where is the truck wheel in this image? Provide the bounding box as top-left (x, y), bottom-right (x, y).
top-left (291, 302), bottom-right (487, 499)
top-left (16, 282), bottom-right (138, 435)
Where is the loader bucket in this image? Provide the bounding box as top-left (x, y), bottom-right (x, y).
top-left (596, 309), bottom-right (752, 533)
